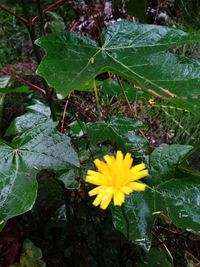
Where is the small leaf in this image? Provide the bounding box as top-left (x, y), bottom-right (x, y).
top-left (58, 169), bottom-right (80, 189)
top-left (138, 248), bottom-right (173, 267)
top-left (0, 75), bottom-right (10, 88)
top-left (86, 116), bottom-right (144, 150)
top-left (11, 239), bottom-right (46, 267)
top-left (0, 85), bottom-right (30, 94)
top-left (5, 100), bottom-right (52, 136)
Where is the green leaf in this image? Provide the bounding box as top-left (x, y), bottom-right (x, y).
top-left (149, 144), bottom-right (193, 185)
top-left (112, 144), bottom-right (195, 250)
top-left (147, 175), bottom-right (200, 233)
top-left (58, 169), bottom-right (80, 189)
top-left (5, 100), bottom-right (52, 136)
top-left (0, 75), bottom-right (10, 88)
top-left (0, 146), bottom-right (37, 221)
top-left (47, 11), bottom-right (65, 33)
top-left (111, 192), bottom-right (154, 251)
top-left (101, 79), bottom-right (150, 101)
top-left (11, 239), bottom-right (46, 267)
top-left (0, 85), bottom-right (30, 94)
top-left (86, 116), bottom-right (145, 151)
top-left (138, 248), bottom-right (173, 267)
top-left (36, 21), bottom-right (200, 111)
top-left (0, 116), bottom-right (79, 223)
top-left (127, 0), bottom-right (147, 22)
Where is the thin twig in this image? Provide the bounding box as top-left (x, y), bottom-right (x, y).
top-left (93, 79), bottom-right (101, 117)
top-left (32, 0), bottom-right (64, 25)
top-left (61, 93), bottom-right (71, 133)
top-left (116, 76), bottom-right (149, 143)
top-left (116, 76), bottom-right (135, 117)
top-left (0, 4), bottom-right (28, 27)
top-left (0, 69), bottom-right (46, 95)
top-left (152, 231), bottom-right (173, 263)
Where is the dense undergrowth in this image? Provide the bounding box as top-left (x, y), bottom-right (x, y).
top-left (1, 1), bottom-right (200, 267)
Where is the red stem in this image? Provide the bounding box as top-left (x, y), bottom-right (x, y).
top-left (0, 70), bottom-right (46, 95)
top-left (32, 0), bottom-right (64, 25)
top-left (0, 4), bottom-right (28, 27)
top-left (61, 93), bottom-right (71, 133)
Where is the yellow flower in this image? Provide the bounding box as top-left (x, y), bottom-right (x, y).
top-left (86, 151), bottom-right (148, 210)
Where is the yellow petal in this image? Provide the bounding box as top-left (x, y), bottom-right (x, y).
top-left (100, 193), bottom-right (113, 210)
top-left (116, 150), bottom-right (123, 163)
top-left (131, 163), bottom-right (146, 174)
top-left (88, 186), bottom-right (104, 196)
top-left (124, 153), bottom-right (133, 169)
top-left (86, 175), bottom-right (105, 186)
top-left (94, 159), bottom-right (108, 174)
top-left (113, 191), bottom-right (125, 206)
top-left (131, 169), bottom-right (149, 181)
top-left (128, 182), bottom-right (146, 191)
top-left (92, 191), bottom-right (105, 207)
top-left (120, 186), bottom-right (133, 194)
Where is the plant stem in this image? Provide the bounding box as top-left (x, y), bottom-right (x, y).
top-left (121, 205), bottom-right (130, 240)
top-left (93, 79), bottom-right (101, 117)
top-left (61, 93), bottom-right (71, 133)
top-left (0, 4), bottom-right (28, 27)
top-left (0, 70), bottom-right (46, 95)
top-left (0, 94), bottom-right (5, 137)
top-left (116, 76), bottom-right (135, 117)
top-left (20, 0), bottom-right (57, 121)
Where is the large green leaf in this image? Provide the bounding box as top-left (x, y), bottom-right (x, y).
top-left (86, 116), bottom-right (145, 151)
top-left (149, 144), bottom-right (192, 185)
top-left (138, 248), bottom-right (173, 267)
top-left (0, 116), bottom-right (79, 223)
top-left (36, 21), bottom-right (200, 110)
top-left (111, 144), bottom-right (198, 250)
top-left (147, 176), bottom-right (200, 232)
top-left (111, 192), bottom-right (153, 251)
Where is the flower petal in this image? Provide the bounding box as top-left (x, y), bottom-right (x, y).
top-left (88, 186), bottom-right (104, 196)
top-left (124, 152), bottom-right (133, 170)
top-left (113, 191), bottom-right (125, 206)
top-left (131, 169), bottom-right (149, 181)
top-left (128, 182), bottom-right (146, 191)
top-left (86, 174), bottom-right (105, 186)
top-left (131, 163), bottom-right (146, 174)
top-left (92, 191), bottom-right (105, 207)
top-left (100, 193), bottom-right (113, 210)
top-left (120, 186), bottom-right (133, 194)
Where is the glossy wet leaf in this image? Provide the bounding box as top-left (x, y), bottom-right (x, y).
top-left (139, 248), bottom-right (173, 267)
top-left (0, 85), bottom-right (30, 94)
top-left (149, 144), bottom-right (193, 185)
top-left (86, 116), bottom-right (145, 150)
top-left (58, 169), bottom-right (79, 189)
top-left (146, 175), bottom-right (200, 233)
top-left (0, 115), bottom-right (79, 223)
top-left (36, 21), bottom-right (200, 111)
top-left (111, 192), bottom-right (154, 251)
top-left (101, 79), bottom-right (150, 101)
top-left (6, 100), bottom-right (52, 136)
top-left (0, 75), bottom-right (10, 88)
